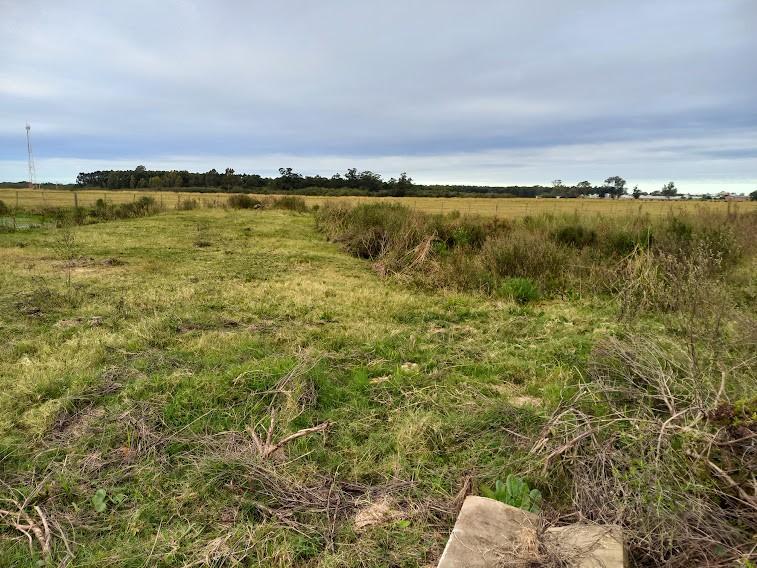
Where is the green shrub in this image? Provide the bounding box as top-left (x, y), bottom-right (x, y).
top-left (340, 203), bottom-right (415, 259)
top-left (603, 228), bottom-right (653, 257)
top-left (481, 232), bottom-right (566, 286)
top-left (551, 224), bottom-right (597, 248)
top-left (116, 196), bottom-right (156, 219)
top-left (437, 249), bottom-right (493, 292)
top-left (698, 226), bottom-right (741, 269)
top-left (0, 200), bottom-right (7, 215)
top-left (432, 241), bottom-right (449, 258)
top-left (431, 217), bottom-right (489, 250)
top-left (178, 198), bottom-right (199, 210)
top-left (228, 194), bottom-right (261, 209)
top-left (660, 216), bottom-right (694, 254)
top-left (499, 277), bottom-right (540, 304)
top-left (272, 196), bottom-right (309, 213)
top-left (72, 206), bottom-right (87, 225)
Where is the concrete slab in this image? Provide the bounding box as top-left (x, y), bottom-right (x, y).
top-left (437, 496), bottom-right (539, 568)
top-left (545, 525), bottom-right (627, 568)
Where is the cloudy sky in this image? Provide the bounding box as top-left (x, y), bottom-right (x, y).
top-left (1, 0), bottom-right (755, 193)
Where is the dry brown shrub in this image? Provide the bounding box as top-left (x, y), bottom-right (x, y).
top-left (532, 333), bottom-right (756, 567)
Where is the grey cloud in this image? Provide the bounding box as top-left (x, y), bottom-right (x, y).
top-left (0, 0), bottom-right (755, 190)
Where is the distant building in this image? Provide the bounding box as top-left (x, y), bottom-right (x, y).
top-left (639, 195), bottom-right (682, 200)
top-left (724, 194), bottom-right (748, 202)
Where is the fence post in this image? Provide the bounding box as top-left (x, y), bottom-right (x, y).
top-left (74, 192), bottom-right (78, 208)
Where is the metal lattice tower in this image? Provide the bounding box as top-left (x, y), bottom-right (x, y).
top-left (26, 124), bottom-right (37, 190)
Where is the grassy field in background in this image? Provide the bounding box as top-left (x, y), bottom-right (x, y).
top-left (2, 187), bottom-right (755, 218)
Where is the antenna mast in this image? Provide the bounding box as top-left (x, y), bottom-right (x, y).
top-left (26, 124), bottom-right (37, 190)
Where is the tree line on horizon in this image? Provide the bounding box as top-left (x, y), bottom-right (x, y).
top-left (3, 166), bottom-right (710, 199)
top-left (68, 167), bottom-right (644, 198)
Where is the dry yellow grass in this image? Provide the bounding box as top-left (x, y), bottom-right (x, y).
top-left (2, 188), bottom-right (754, 218)
top-left (307, 195), bottom-right (757, 218)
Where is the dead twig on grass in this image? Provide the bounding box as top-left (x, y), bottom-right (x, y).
top-left (248, 416), bottom-right (333, 459)
top-left (245, 355), bottom-right (332, 459)
top-left (1, 475), bottom-right (76, 566)
top-left (0, 501), bottom-right (52, 560)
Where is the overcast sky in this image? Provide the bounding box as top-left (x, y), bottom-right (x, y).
top-left (1, 0), bottom-right (755, 193)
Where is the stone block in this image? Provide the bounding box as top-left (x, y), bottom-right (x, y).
top-left (544, 524), bottom-right (627, 568)
top-left (437, 496), bottom-right (539, 568)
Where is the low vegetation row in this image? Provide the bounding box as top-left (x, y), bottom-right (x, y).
top-left (315, 201), bottom-right (755, 303)
top-left (0, 195), bottom-right (310, 230)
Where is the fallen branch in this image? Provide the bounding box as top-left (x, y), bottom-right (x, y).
top-left (0, 503), bottom-right (53, 559)
top-left (685, 450), bottom-right (757, 512)
top-left (248, 416), bottom-right (332, 459)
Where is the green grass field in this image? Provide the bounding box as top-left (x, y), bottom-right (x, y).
top-left (0, 205), bottom-right (754, 566)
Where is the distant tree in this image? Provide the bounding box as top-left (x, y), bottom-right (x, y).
top-left (206, 169), bottom-right (220, 187)
top-left (148, 175), bottom-right (164, 189)
top-left (661, 181), bottom-right (677, 198)
top-left (223, 167), bottom-right (235, 190)
top-left (394, 172), bottom-right (413, 196)
top-left (359, 170), bottom-right (383, 192)
top-left (344, 168), bottom-right (359, 188)
top-left (632, 185), bottom-right (641, 199)
top-left (165, 171), bottom-right (183, 188)
top-left (107, 171), bottom-right (121, 189)
top-left (749, 190), bottom-right (757, 201)
top-left (603, 176), bottom-right (627, 198)
top-left (552, 179), bottom-right (564, 188)
top-left (275, 167), bottom-right (303, 191)
top-left (135, 165), bottom-right (146, 173)
top-left (576, 181), bottom-right (592, 189)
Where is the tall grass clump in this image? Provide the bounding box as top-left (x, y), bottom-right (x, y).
top-left (227, 194), bottom-right (309, 212)
top-left (499, 277), bottom-right (540, 304)
top-left (177, 197), bottom-right (199, 210)
top-left (600, 227), bottom-right (653, 257)
top-left (316, 202), bottom-right (420, 260)
top-left (480, 232), bottom-right (567, 289)
top-left (550, 224), bottom-right (597, 248)
top-left (227, 194), bottom-right (262, 209)
top-left (317, 202), bottom-right (574, 293)
top-left (272, 195), bottom-right (310, 213)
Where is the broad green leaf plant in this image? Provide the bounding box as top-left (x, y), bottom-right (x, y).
top-left (480, 474), bottom-right (542, 514)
